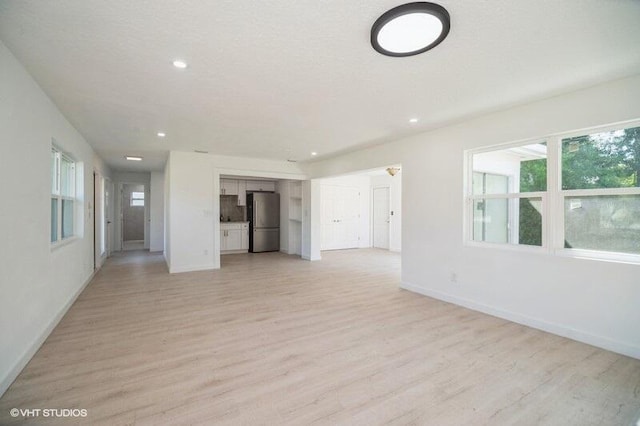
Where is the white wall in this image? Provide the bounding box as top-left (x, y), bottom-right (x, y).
top-left (167, 152), bottom-right (216, 273)
top-left (150, 171), bottom-right (165, 252)
top-left (166, 151), bottom-right (307, 273)
top-left (301, 179), bottom-right (321, 261)
top-left (163, 156), bottom-right (171, 267)
top-left (371, 173), bottom-right (402, 252)
top-left (113, 171), bottom-right (150, 250)
top-left (306, 74), bottom-right (640, 359)
top-left (0, 40), bottom-right (110, 396)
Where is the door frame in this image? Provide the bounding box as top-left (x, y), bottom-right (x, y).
top-left (119, 181), bottom-right (149, 250)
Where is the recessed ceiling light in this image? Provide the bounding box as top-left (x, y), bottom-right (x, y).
top-left (157, 132), bottom-right (166, 137)
top-left (125, 156), bottom-right (143, 161)
top-left (172, 60), bottom-right (188, 69)
top-left (311, 152), bottom-right (318, 156)
top-left (409, 118), bottom-right (419, 123)
top-left (371, 2), bottom-right (450, 57)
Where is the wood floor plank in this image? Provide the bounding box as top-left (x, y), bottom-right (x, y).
top-left (0, 249), bottom-right (638, 425)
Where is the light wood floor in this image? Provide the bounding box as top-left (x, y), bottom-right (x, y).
top-left (1, 249), bottom-right (639, 425)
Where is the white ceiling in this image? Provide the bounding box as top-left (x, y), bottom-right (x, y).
top-left (1, 1), bottom-right (639, 172)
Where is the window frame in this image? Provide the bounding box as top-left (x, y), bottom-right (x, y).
top-left (465, 138), bottom-right (549, 253)
top-left (51, 145), bottom-right (77, 246)
top-left (465, 119), bottom-right (640, 264)
top-left (552, 122), bottom-right (640, 263)
top-left (130, 191), bottom-right (145, 207)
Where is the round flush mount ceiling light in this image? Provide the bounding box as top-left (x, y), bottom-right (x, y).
top-left (172, 59), bottom-right (188, 69)
top-left (371, 2), bottom-right (450, 57)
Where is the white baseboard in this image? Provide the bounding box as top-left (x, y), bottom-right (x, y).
top-left (302, 254), bottom-right (321, 261)
top-left (169, 263), bottom-right (218, 273)
top-left (0, 270), bottom-right (96, 397)
top-left (400, 281), bottom-right (640, 360)
top-left (220, 249), bottom-right (248, 255)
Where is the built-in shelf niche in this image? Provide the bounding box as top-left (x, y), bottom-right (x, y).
top-left (288, 181), bottom-right (303, 255)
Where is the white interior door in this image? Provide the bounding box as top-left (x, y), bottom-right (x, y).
top-left (321, 185), bottom-right (360, 250)
top-left (373, 187), bottom-right (390, 249)
top-left (321, 185), bottom-right (335, 249)
top-left (105, 179), bottom-right (113, 256)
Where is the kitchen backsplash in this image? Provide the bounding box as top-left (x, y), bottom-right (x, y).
top-left (220, 195), bottom-right (246, 222)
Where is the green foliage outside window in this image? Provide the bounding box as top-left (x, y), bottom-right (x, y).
top-left (517, 126), bottom-right (639, 247)
top-left (519, 159), bottom-right (546, 246)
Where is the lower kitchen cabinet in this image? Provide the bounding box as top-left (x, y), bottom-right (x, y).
top-left (221, 222), bottom-right (249, 254)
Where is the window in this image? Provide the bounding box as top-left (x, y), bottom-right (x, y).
top-left (51, 146), bottom-right (76, 243)
top-left (130, 191), bottom-right (144, 207)
top-left (466, 121), bottom-right (640, 262)
top-left (560, 126), bottom-right (640, 256)
top-left (469, 142), bottom-right (547, 247)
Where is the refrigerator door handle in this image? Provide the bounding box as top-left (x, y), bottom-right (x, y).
top-left (253, 199), bottom-right (258, 226)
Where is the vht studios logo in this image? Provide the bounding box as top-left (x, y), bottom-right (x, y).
top-left (10, 408), bottom-right (88, 418)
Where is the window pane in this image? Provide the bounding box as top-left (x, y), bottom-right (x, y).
top-left (131, 191), bottom-right (144, 199)
top-left (518, 198), bottom-right (543, 246)
top-left (472, 142), bottom-right (547, 194)
top-left (473, 197), bottom-right (542, 246)
top-left (51, 198), bottom-right (58, 242)
top-left (562, 126), bottom-right (640, 190)
top-left (131, 199), bottom-right (144, 207)
top-left (60, 157), bottom-right (74, 197)
top-left (472, 172), bottom-right (509, 195)
top-left (51, 150), bottom-right (59, 195)
top-left (62, 199), bottom-right (74, 239)
top-left (473, 198), bottom-right (509, 243)
top-left (564, 195), bottom-right (640, 254)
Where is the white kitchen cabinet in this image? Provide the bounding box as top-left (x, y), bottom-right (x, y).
top-left (246, 180), bottom-right (276, 192)
top-left (220, 222), bottom-right (249, 254)
top-left (220, 230), bottom-right (228, 251)
top-left (220, 179), bottom-right (238, 195)
top-left (226, 228), bottom-right (243, 250)
top-left (241, 222), bottom-right (249, 249)
top-left (237, 180), bottom-right (246, 206)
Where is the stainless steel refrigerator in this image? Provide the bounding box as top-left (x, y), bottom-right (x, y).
top-left (247, 192), bottom-right (280, 252)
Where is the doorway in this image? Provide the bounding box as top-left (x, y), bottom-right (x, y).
top-left (317, 165), bottom-right (401, 257)
top-left (373, 187), bottom-right (390, 249)
top-left (121, 183), bottom-right (146, 251)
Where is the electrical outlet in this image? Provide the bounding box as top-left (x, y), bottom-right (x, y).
top-left (204, 249), bottom-right (209, 256)
top-left (450, 272), bottom-right (458, 283)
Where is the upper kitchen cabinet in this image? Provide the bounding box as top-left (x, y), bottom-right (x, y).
top-left (220, 179), bottom-right (239, 195)
top-left (246, 180), bottom-right (276, 192)
top-left (237, 180), bottom-right (246, 206)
